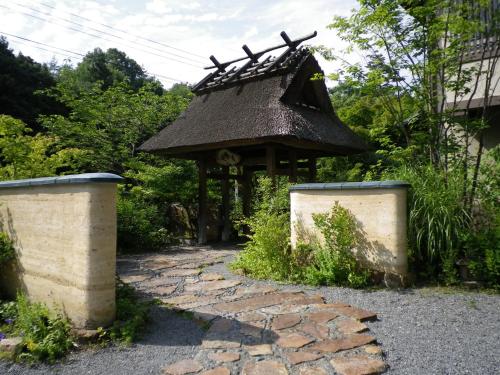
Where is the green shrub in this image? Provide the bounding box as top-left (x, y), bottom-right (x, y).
top-left (0, 232), bottom-right (15, 265)
top-left (302, 203), bottom-right (370, 288)
top-left (12, 294), bottom-right (73, 363)
top-left (98, 280), bottom-right (150, 345)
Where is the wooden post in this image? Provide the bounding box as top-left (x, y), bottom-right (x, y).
top-left (266, 145), bottom-right (276, 183)
top-left (221, 166), bottom-right (231, 242)
top-left (308, 158), bottom-right (316, 183)
top-left (242, 167), bottom-right (252, 218)
top-left (289, 149), bottom-right (297, 183)
top-left (198, 159), bottom-right (208, 244)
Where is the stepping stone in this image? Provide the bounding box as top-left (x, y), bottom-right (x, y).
top-left (163, 268), bottom-right (201, 277)
top-left (155, 285), bottom-right (178, 295)
top-left (120, 274), bottom-right (150, 283)
top-left (192, 306), bottom-right (219, 322)
top-left (337, 320), bottom-right (368, 334)
top-left (140, 278), bottom-right (178, 288)
top-left (276, 333), bottom-right (315, 349)
top-left (200, 367), bottom-right (230, 375)
top-left (214, 292), bottom-right (306, 313)
top-left (363, 345), bottom-right (383, 355)
top-left (307, 310), bottom-right (339, 324)
top-left (290, 295), bottom-right (325, 306)
top-left (298, 367), bottom-right (328, 375)
top-left (206, 319), bottom-right (235, 335)
top-left (240, 321), bottom-right (265, 338)
top-left (202, 339), bottom-right (241, 349)
top-left (332, 306), bottom-right (377, 322)
top-left (271, 313), bottom-right (301, 330)
top-left (200, 273), bottom-right (225, 281)
top-left (144, 260), bottom-right (177, 271)
top-left (285, 351), bottom-right (323, 365)
top-left (309, 334), bottom-right (376, 353)
top-left (162, 359), bottom-right (203, 374)
top-left (298, 322), bottom-right (329, 339)
top-left (310, 302), bottom-right (350, 310)
top-left (244, 344), bottom-right (273, 356)
top-left (242, 360), bottom-right (288, 375)
top-left (261, 304), bottom-right (309, 315)
top-left (222, 285), bottom-right (278, 302)
top-left (185, 280), bottom-right (241, 293)
top-left (236, 311), bottom-right (267, 322)
top-left (208, 352), bottom-right (240, 363)
top-left (161, 294), bottom-right (198, 306)
top-left (330, 355), bottom-right (386, 375)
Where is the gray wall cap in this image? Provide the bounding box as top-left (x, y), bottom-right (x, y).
top-left (0, 173), bottom-right (123, 189)
top-left (289, 180), bottom-right (410, 191)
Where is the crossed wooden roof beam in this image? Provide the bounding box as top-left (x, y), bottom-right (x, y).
top-left (192, 31), bottom-right (317, 93)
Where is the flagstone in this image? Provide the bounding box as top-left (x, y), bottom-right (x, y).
top-left (163, 268), bottom-right (202, 277)
top-left (200, 273), bottom-right (225, 281)
top-left (332, 306), bottom-right (377, 322)
top-left (236, 311), bottom-right (267, 322)
top-left (285, 351), bottom-right (323, 365)
top-left (276, 333), bottom-right (315, 348)
top-left (202, 339), bottom-right (241, 349)
top-left (154, 285), bottom-right (178, 295)
top-left (121, 274), bottom-right (150, 284)
top-left (309, 334), bottom-right (376, 353)
top-left (200, 367), bottom-right (230, 375)
top-left (330, 355), bottom-right (386, 375)
top-left (162, 359), bottom-right (203, 375)
top-left (185, 280), bottom-right (242, 293)
top-left (242, 360), bottom-right (288, 375)
top-left (214, 292), bottom-right (306, 313)
top-left (244, 344), bottom-right (273, 356)
top-left (336, 320), bottom-right (368, 334)
top-left (307, 310), bottom-right (339, 324)
top-left (208, 352), bottom-right (240, 363)
top-left (271, 313), bottom-right (301, 330)
top-left (139, 277), bottom-right (179, 288)
top-left (309, 302), bottom-right (350, 310)
top-left (363, 345), bottom-right (383, 355)
top-left (240, 321), bottom-right (266, 338)
top-left (298, 322), bottom-right (329, 339)
top-left (298, 367), bottom-right (328, 375)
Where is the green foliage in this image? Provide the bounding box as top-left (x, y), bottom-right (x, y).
top-left (12, 294), bottom-right (73, 363)
top-left (0, 115), bottom-right (84, 180)
top-left (301, 203), bottom-right (370, 288)
top-left (98, 280), bottom-right (150, 345)
top-left (0, 232), bottom-right (15, 265)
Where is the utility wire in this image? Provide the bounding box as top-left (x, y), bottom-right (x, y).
top-left (0, 31), bottom-right (184, 82)
top-left (2, 3), bottom-right (203, 68)
top-left (17, 1), bottom-right (206, 64)
top-left (9, 39), bottom-right (82, 62)
top-left (33, 0), bottom-right (207, 61)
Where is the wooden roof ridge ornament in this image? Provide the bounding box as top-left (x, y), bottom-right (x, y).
top-left (139, 30), bottom-right (369, 245)
top-left (192, 31), bottom-right (317, 93)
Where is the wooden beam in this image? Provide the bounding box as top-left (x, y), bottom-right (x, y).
top-left (266, 145), bottom-right (276, 183)
top-left (221, 166), bottom-right (231, 242)
top-left (289, 149), bottom-right (297, 183)
top-left (308, 158), bottom-right (317, 183)
top-left (198, 159), bottom-right (208, 244)
top-left (242, 167), bottom-right (252, 218)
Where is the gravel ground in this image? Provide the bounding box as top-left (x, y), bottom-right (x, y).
top-left (1, 254), bottom-right (499, 375)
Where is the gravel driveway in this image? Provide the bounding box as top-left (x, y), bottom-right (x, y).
top-left (1, 245), bottom-right (499, 375)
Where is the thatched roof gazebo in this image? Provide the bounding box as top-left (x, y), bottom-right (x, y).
top-left (139, 31), bottom-right (368, 244)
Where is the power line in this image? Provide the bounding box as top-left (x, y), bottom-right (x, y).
top-left (0, 31), bottom-right (184, 83)
top-left (8, 39), bottom-right (82, 62)
top-left (2, 3), bottom-right (203, 68)
top-left (34, 0), bottom-right (207, 61)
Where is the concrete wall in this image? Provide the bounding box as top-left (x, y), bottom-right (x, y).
top-left (290, 181), bottom-right (410, 283)
top-left (0, 173), bottom-right (122, 329)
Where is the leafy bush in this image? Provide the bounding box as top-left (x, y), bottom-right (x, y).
top-left (302, 203), bottom-right (370, 288)
top-left (8, 294), bottom-right (73, 363)
top-left (0, 232), bottom-right (15, 265)
top-left (97, 280), bottom-right (150, 345)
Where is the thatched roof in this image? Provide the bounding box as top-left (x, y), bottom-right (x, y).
top-left (139, 46), bottom-right (367, 158)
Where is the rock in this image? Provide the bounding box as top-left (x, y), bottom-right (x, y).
top-left (120, 274), bottom-right (150, 283)
top-left (285, 351), bottom-right (323, 365)
top-left (306, 310), bottom-right (339, 324)
top-left (161, 294), bottom-right (198, 306)
top-left (162, 359), bottom-right (203, 374)
top-left (363, 345), bottom-right (383, 355)
top-left (184, 280), bottom-right (241, 293)
top-left (332, 306), bottom-right (377, 322)
top-left (222, 285), bottom-right (278, 302)
top-left (276, 333), bottom-right (315, 349)
top-left (244, 344), bottom-right (273, 356)
top-left (200, 367), bottom-right (230, 375)
top-left (140, 277), bottom-right (179, 288)
top-left (214, 292), bottom-right (306, 313)
top-left (162, 268), bottom-right (202, 277)
top-left (202, 339), bottom-right (241, 349)
top-left (309, 302), bottom-right (350, 310)
top-left (309, 334), bottom-right (376, 353)
top-left (330, 355), bottom-right (386, 375)
top-left (336, 319), bottom-right (368, 334)
top-left (236, 311), bottom-right (267, 322)
top-left (155, 285), bottom-right (178, 295)
top-left (0, 337), bottom-right (22, 354)
top-left (298, 322), bottom-right (329, 339)
top-left (240, 321), bottom-right (265, 338)
top-left (241, 360), bottom-right (288, 375)
top-left (208, 352), bottom-right (240, 362)
top-left (298, 367), bottom-right (328, 375)
top-left (271, 313), bottom-right (301, 330)
top-left (200, 273), bottom-right (225, 281)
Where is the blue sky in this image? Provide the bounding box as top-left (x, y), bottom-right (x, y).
top-left (0, 0), bottom-right (359, 87)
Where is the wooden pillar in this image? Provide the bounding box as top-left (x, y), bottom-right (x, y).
top-left (266, 145), bottom-right (276, 183)
top-left (198, 159), bottom-right (208, 244)
top-left (221, 166), bottom-right (231, 242)
top-left (308, 157), bottom-right (316, 183)
top-left (242, 167), bottom-right (252, 218)
top-left (289, 149), bottom-right (297, 183)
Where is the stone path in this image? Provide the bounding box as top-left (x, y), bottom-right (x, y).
top-left (118, 246), bottom-right (386, 375)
